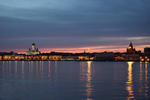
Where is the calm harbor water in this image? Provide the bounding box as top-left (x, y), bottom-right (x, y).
top-left (0, 61), bottom-right (150, 100)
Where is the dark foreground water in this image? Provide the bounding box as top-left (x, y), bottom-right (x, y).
top-left (0, 61), bottom-right (150, 100)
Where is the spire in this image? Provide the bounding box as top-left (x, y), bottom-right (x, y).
top-left (32, 43), bottom-right (35, 46)
top-left (128, 41), bottom-right (133, 49)
top-left (127, 41), bottom-right (136, 54)
top-left (32, 43), bottom-right (36, 51)
top-left (84, 49), bottom-right (86, 53)
top-left (129, 41), bottom-right (133, 47)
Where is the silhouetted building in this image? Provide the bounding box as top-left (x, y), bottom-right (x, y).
top-left (26, 43), bottom-right (40, 55)
top-left (0, 56), bottom-right (2, 60)
top-left (144, 47), bottom-right (150, 56)
top-left (95, 52), bottom-right (115, 61)
top-left (127, 42), bottom-right (136, 54)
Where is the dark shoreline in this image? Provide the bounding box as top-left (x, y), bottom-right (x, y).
top-left (0, 60), bottom-right (145, 62)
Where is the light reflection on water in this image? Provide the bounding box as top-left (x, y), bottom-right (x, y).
top-left (86, 61), bottom-right (93, 100)
top-left (0, 61), bottom-right (150, 100)
top-left (80, 61), bottom-right (93, 100)
top-left (126, 62), bottom-right (134, 100)
top-left (126, 62), bottom-right (150, 100)
top-left (144, 62), bottom-right (149, 98)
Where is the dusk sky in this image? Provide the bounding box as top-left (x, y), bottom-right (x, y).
top-left (0, 0), bottom-right (150, 53)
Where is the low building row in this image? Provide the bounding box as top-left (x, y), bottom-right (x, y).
top-left (0, 55), bottom-right (95, 61)
top-left (1, 54), bottom-right (149, 62)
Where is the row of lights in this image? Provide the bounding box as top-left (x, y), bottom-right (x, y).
top-left (140, 56), bottom-right (150, 62)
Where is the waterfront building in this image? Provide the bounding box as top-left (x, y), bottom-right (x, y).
top-left (127, 42), bottom-right (136, 54)
top-left (125, 42), bottom-right (141, 61)
top-left (41, 55), bottom-right (49, 60)
top-left (3, 55), bottom-right (14, 60)
top-left (25, 55), bottom-right (42, 60)
top-left (32, 55), bottom-right (41, 60)
top-left (95, 52), bottom-right (114, 61)
top-left (144, 47), bottom-right (150, 56)
top-left (49, 55), bottom-right (62, 61)
top-left (25, 56), bottom-right (34, 60)
top-left (124, 54), bottom-right (140, 61)
top-left (0, 56), bottom-right (2, 60)
top-left (14, 55), bottom-right (25, 60)
top-left (78, 56), bottom-right (89, 60)
top-left (26, 43), bottom-right (40, 55)
top-left (62, 56), bottom-right (77, 61)
top-left (2, 55), bottom-right (25, 60)
top-left (114, 56), bottom-right (125, 61)
top-left (78, 55), bottom-right (94, 61)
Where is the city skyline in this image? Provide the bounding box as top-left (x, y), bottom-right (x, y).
top-left (0, 41), bottom-right (149, 54)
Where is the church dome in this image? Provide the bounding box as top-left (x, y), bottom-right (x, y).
top-left (32, 43), bottom-right (35, 45)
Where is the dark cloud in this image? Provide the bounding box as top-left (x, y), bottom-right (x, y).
top-left (0, 0), bottom-right (150, 51)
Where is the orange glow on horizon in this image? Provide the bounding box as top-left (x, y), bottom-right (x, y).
top-left (0, 44), bottom-right (150, 54)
